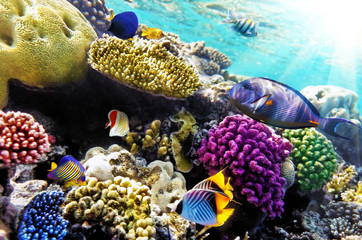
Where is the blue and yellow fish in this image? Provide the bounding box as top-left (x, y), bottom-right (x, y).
top-left (105, 11), bottom-right (138, 40)
top-left (47, 155), bottom-right (86, 188)
top-left (171, 170), bottom-right (235, 235)
top-left (227, 77), bottom-right (360, 139)
top-left (222, 10), bottom-right (258, 37)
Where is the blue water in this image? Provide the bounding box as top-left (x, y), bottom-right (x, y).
top-left (107, 0), bottom-right (362, 112)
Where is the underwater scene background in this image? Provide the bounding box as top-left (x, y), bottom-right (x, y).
top-left (109, 0), bottom-right (362, 111)
top-left (1, 0), bottom-right (362, 240)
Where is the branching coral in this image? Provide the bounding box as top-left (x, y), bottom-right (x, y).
top-left (170, 109), bottom-right (198, 173)
top-left (326, 165), bottom-right (357, 193)
top-left (341, 181), bottom-right (362, 203)
top-left (198, 114), bottom-right (292, 218)
top-left (0, 111), bottom-right (50, 166)
top-left (283, 128), bottom-right (339, 193)
top-left (0, 0), bottom-right (97, 108)
top-left (62, 177), bottom-right (156, 239)
top-left (67, 0), bottom-right (113, 36)
top-left (17, 191), bottom-right (69, 240)
top-left (88, 36), bottom-right (200, 98)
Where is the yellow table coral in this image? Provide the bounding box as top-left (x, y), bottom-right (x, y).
top-left (0, 0), bottom-right (97, 108)
top-left (88, 36), bottom-right (201, 98)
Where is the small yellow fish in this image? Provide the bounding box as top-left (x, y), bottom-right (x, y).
top-left (103, 11), bottom-right (114, 21)
top-left (141, 27), bottom-right (163, 39)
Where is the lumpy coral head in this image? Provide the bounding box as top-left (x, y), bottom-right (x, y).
top-left (0, 110), bottom-right (51, 166)
top-left (0, 0), bottom-right (97, 108)
top-left (197, 114), bottom-right (293, 218)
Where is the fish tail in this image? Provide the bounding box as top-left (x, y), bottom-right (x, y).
top-left (221, 9), bottom-right (235, 23)
top-left (318, 117), bottom-right (360, 140)
top-left (48, 162), bottom-right (57, 171)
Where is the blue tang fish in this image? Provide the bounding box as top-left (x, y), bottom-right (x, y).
top-left (222, 10), bottom-right (258, 37)
top-left (171, 170), bottom-right (235, 235)
top-left (106, 11), bottom-right (138, 39)
top-left (227, 77), bottom-right (360, 139)
top-left (47, 155), bottom-right (86, 188)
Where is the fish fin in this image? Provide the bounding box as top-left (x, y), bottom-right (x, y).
top-left (196, 226), bottom-right (212, 237)
top-left (221, 9), bottom-right (235, 23)
top-left (103, 11), bottom-right (114, 21)
top-left (48, 162), bottom-right (57, 171)
top-left (64, 180), bottom-right (77, 188)
top-left (250, 94), bottom-right (271, 111)
top-left (141, 28), bottom-right (149, 36)
top-left (208, 170), bottom-right (227, 190)
top-left (59, 155), bottom-right (75, 165)
top-left (224, 177), bottom-right (234, 199)
top-left (215, 208), bottom-right (234, 227)
top-left (318, 117), bottom-right (361, 140)
top-left (214, 191), bottom-right (231, 211)
top-left (308, 120), bottom-right (319, 125)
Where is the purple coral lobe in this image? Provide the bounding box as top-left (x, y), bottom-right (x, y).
top-left (198, 114), bottom-right (292, 218)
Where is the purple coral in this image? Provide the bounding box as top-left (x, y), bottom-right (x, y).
top-left (197, 115), bottom-right (292, 218)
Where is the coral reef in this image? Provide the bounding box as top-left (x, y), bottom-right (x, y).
top-left (198, 114), bottom-right (292, 218)
top-left (0, 111), bottom-right (51, 166)
top-left (341, 181), bottom-right (362, 203)
top-left (170, 109), bottom-right (198, 173)
top-left (301, 85), bottom-right (362, 124)
top-left (17, 191), bottom-right (69, 240)
top-left (0, 196), bottom-right (16, 239)
top-left (283, 128), bottom-right (339, 193)
top-left (0, 0), bottom-right (97, 108)
top-left (126, 119), bottom-right (171, 159)
top-left (189, 41), bottom-right (232, 70)
top-left (302, 201), bottom-right (362, 238)
top-left (82, 144), bottom-right (144, 182)
top-left (326, 165), bottom-right (357, 194)
top-left (62, 176), bottom-right (156, 239)
top-left (280, 158), bottom-right (295, 191)
top-left (88, 35), bottom-right (200, 98)
top-left (67, 0), bottom-right (113, 36)
top-left (147, 160), bottom-right (186, 212)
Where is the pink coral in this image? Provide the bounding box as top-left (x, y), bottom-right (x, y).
top-left (0, 111), bottom-right (51, 166)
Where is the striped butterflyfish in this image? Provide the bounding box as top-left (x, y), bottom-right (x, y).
top-left (171, 170), bottom-right (235, 235)
top-left (222, 9), bottom-right (258, 37)
top-left (47, 155), bottom-right (86, 188)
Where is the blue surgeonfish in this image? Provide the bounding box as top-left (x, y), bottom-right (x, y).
top-left (106, 11), bottom-right (138, 39)
top-left (170, 170), bottom-right (235, 236)
top-left (227, 77), bottom-right (360, 139)
top-left (47, 155), bottom-right (86, 188)
top-left (222, 10), bottom-right (258, 37)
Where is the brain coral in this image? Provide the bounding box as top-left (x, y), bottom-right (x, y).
top-left (198, 114), bottom-right (292, 218)
top-left (0, 0), bottom-right (97, 108)
top-left (283, 128), bottom-right (339, 193)
top-left (63, 177), bottom-right (156, 239)
top-left (17, 191), bottom-right (69, 240)
top-left (88, 35), bottom-right (201, 98)
top-left (0, 110), bottom-right (50, 166)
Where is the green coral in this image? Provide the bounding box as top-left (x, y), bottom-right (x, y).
top-left (283, 128), bottom-right (338, 193)
top-left (0, 0), bottom-right (96, 108)
top-left (88, 36), bottom-right (200, 98)
top-left (62, 177), bottom-right (155, 239)
top-left (170, 109), bottom-right (198, 173)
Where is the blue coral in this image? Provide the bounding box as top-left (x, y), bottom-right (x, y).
top-left (18, 191), bottom-right (68, 240)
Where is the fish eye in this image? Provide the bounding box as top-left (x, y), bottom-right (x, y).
top-left (243, 82), bottom-right (253, 90)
